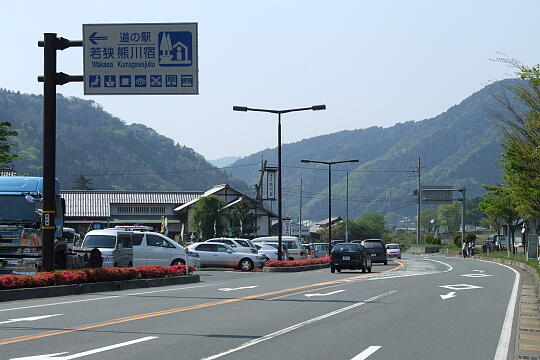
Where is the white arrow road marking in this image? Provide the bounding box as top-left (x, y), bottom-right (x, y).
top-left (0, 314), bottom-right (62, 325)
top-left (218, 286), bottom-right (258, 292)
top-left (440, 291), bottom-right (457, 300)
top-left (439, 284), bottom-right (483, 291)
top-left (10, 336), bottom-right (158, 360)
top-left (461, 273), bottom-right (492, 278)
top-left (304, 290), bottom-right (346, 297)
top-left (200, 290), bottom-right (396, 360)
top-left (350, 346), bottom-right (382, 360)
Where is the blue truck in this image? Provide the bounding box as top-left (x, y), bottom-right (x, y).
top-left (0, 176), bottom-right (73, 274)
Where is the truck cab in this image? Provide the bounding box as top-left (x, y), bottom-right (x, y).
top-left (0, 176), bottom-right (67, 274)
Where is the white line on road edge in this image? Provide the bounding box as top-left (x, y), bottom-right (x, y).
top-left (0, 283), bottom-right (221, 313)
top-left (422, 258), bottom-right (453, 272)
top-left (10, 336), bottom-right (158, 360)
top-left (350, 346), bottom-right (381, 360)
top-left (0, 314), bottom-right (62, 325)
top-left (218, 286), bottom-right (258, 292)
top-left (200, 290), bottom-right (396, 360)
top-left (471, 259), bottom-right (520, 360)
top-left (304, 290), bottom-right (346, 297)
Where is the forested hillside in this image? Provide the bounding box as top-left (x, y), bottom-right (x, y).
top-left (0, 89), bottom-right (245, 191)
top-left (227, 80), bottom-right (519, 220)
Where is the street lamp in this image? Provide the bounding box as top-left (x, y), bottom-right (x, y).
top-left (300, 159), bottom-right (359, 255)
top-left (233, 104), bottom-right (326, 260)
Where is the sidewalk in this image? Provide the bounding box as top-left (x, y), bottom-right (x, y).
top-left (514, 268), bottom-right (540, 360)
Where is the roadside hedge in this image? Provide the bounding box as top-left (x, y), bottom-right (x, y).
top-left (266, 257), bottom-right (330, 268)
top-left (0, 265), bottom-right (196, 290)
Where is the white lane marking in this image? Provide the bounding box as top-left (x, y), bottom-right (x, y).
top-left (440, 291), bottom-right (457, 300)
top-left (439, 284), bottom-right (482, 291)
top-left (0, 283), bottom-right (221, 313)
top-left (472, 269), bottom-right (485, 273)
top-left (350, 346), bottom-right (382, 360)
top-left (218, 286), bottom-right (258, 292)
top-left (422, 258), bottom-right (453, 272)
top-left (9, 336), bottom-right (158, 359)
top-left (461, 273), bottom-right (492, 278)
top-left (473, 260), bottom-right (520, 360)
top-left (304, 290), bottom-right (346, 297)
top-left (0, 314), bottom-right (62, 325)
top-left (200, 290), bottom-right (397, 360)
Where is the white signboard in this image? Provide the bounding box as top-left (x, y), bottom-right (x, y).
top-left (83, 23), bottom-right (198, 95)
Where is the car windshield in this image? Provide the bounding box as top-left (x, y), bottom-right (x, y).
top-left (387, 244), bottom-right (399, 249)
top-left (235, 240), bottom-right (251, 247)
top-left (362, 241), bottom-right (384, 249)
top-left (83, 235), bottom-right (116, 248)
top-left (0, 196), bottom-right (38, 222)
top-left (333, 244), bottom-right (360, 252)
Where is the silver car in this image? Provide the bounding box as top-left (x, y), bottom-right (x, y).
top-left (188, 242), bottom-right (265, 271)
top-left (206, 237), bottom-right (258, 254)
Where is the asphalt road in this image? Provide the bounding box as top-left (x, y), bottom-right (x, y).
top-left (0, 255), bottom-right (519, 360)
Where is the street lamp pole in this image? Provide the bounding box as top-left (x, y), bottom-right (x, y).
top-left (234, 104), bottom-right (326, 260)
top-left (301, 159), bottom-right (359, 256)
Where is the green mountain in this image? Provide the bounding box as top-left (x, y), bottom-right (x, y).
top-left (0, 89), bottom-right (245, 191)
top-left (226, 80), bottom-right (518, 221)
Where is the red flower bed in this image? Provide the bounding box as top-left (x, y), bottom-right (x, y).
top-left (266, 256), bottom-right (330, 268)
top-left (0, 265), bottom-right (196, 290)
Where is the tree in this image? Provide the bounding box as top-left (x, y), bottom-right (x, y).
top-left (225, 201), bottom-right (258, 237)
top-left (490, 58), bottom-right (540, 221)
top-left (0, 121), bottom-right (18, 167)
top-left (189, 195), bottom-right (226, 241)
top-left (73, 174), bottom-right (94, 190)
top-left (320, 213), bottom-right (387, 240)
top-left (479, 184), bottom-right (522, 255)
top-left (419, 208), bottom-right (438, 234)
top-left (437, 202), bottom-right (461, 234)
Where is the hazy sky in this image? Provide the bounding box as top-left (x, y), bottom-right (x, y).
top-left (2, 0), bottom-right (539, 160)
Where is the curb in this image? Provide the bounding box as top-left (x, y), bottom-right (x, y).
top-left (0, 274), bottom-right (200, 302)
top-left (263, 263), bottom-right (330, 272)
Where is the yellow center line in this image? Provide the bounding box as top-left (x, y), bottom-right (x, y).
top-left (0, 261), bottom-right (403, 347)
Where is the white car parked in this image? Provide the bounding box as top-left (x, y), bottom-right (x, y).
top-left (252, 236), bottom-right (307, 260)
top-left (115, 228), bottom-right (200, 269)
top-left (188, 242), bottom-right (265, 271)
top-left (206, 237), bottom-right (258, 254)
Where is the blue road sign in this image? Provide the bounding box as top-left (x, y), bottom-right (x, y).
top-left (83, 23), bottom-right (198, 95)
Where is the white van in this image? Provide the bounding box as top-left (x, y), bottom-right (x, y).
top-left (252, 236), bottom-right (307, 260)
top-left (112, 227), bottom-right (200, 269)
top-left (81, 229), bottom-right (133, 268)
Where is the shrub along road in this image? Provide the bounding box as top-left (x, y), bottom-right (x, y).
top-left (0, 256), bottom-right (519, 360)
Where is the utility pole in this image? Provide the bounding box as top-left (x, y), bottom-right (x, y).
top-left (345, 172), bottom-right (349, 241)
top-left (38, 34), bottom-right (83, 271)
top-left (460, 187), bottom-right (466, 246)
top-left (299, 178), bottom-right (303, 242)
top-left (416, 156), bottom-right (422, 246)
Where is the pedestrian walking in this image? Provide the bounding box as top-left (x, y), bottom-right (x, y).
top-left (462, 241), bottom-right (468, 258)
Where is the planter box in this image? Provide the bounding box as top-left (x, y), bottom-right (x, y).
top-left (263, 263), bottom-right (330, 272)
top-left (0, 274), bottom-right (200, 302)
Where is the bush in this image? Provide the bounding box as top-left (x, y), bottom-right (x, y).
top-left (0, 264), bottom-right (196, 290)
top-left (425, 234), bottom-right (441, 245)
top-left (266, 256), bottom-right (330, 268)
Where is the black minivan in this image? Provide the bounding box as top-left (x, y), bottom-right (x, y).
top-left (330, 242), bottom-right (372, 273)
top-left (359, 239), bottom-right (387, 265)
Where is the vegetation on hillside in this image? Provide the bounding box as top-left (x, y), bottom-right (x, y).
top-left (0, 89), bottom-right (245, 191)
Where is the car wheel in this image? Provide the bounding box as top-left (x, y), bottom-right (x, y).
top-left (171, 259), bottom-right (185, 266)
top-left (384, 260), bottom-right (388, 265)
top-left (239, 258), bottom-right (254, 271)
top-left (337, 268), bottom-right (341, 273)
top-left (368, 266), bottom-right (372, 273)
top-left (362, 267), bottom-right (366, 273)
top-left (288, 257), bottom-right (295, 261)
top-left (398, 255), bottom-right (401, 259)
top-left (128, 262), bottom-right (133, 268)
top-left (331, 266), bottom-right (335, 273)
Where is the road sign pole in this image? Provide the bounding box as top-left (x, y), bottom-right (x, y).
top-left (41, 33), bottom-right (57, 272)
